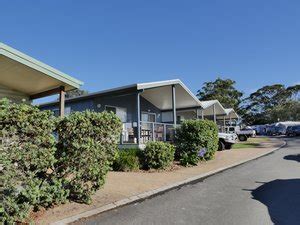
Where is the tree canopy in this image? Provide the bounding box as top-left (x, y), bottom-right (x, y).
top-left (65, 89), bottom-right (88, 99)
top-left (196, 78), bottom-right (300, 125)
top-left (242, 84), bottom-right (300, 124)
top-left (197, 78), bottom-right (243, 111)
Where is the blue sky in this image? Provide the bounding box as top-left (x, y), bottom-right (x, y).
top-left (1, 0), bottom-right (299, 102)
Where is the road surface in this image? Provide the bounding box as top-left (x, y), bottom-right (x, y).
top-left (74, 137), bottom-right (300, 225)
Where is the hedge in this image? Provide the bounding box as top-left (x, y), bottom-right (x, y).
top-left (175, 119), bottom-right (218, 166)
top-left (55, 111), bottom-right (122, 204)
top-left (0, 99), bottom-right (67, 223)
top-left (0, 100), bottom-right (122, 223)
top-left (141, 141), bottom-right (175, 169)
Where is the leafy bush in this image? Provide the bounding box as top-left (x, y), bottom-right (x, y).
top-left (175, 119), bottom-right (218, 166)
top-left (55, 111), bottom-right (122, 204)
top-left (141, 141), bottom-right (175, 169)
top-left (113, 148), bottom-right (141, 172)
top-left (0, 99), bottom-right (66, 223)
top-left (0, 100), bottom-right (123, 223)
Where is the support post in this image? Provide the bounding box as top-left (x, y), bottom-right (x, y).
top-left (137, 92), bottom-right (141, 145)
top-left (172, 85), bottom-right (176, 127)
top-left (163, 124), bottom-right (166, 141)
top-left (213, 104), bottom-right (216, 123)
top-left (59, 86), bottom-right (65, 118)
top-left (152, 122), bottom-right (155, 141)
top-left (201, 109), bottom-right (204, 120)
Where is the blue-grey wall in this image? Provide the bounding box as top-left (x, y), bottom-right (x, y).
top-left (140, 96), bottom-right (162, 123)
top-left (40, 92), bottom-right (162, 123)
top-left (94, 93), bottom-right (137, 122)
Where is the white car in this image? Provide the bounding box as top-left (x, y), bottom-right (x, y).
top-left (218, 132), bottom-right (237, 151)
top-left (225, 126), bottom-right (256, 142)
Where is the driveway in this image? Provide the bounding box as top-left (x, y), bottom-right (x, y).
top-left (73, 137), bottom-right (300, 225)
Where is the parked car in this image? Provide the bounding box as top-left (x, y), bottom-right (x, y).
top-left (218, 133), bottom-right (237, 151)
top-left (225, 126), bottom-right (255, 142)
top-left (286, 126), bottom-right (294, 136)
top-left (237, 127), bottom-right (256, 141)
top-left (286, 125), bottom-right (300, 136)
top-left (266, 125), bottom-right (285, 136)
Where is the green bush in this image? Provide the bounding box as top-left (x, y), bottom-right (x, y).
top-left (0, 99), bottom-right (66, 223)
top-left (141, 141), bottom-right (175, 170)
top-left (0, 100), bottom-right (124, 223)
top-left (113, 148), bottom-right (141, 172)
top-left (55, 111), bottom-right (122, 204)
top-left (175, 120), bottom-right (218, 166)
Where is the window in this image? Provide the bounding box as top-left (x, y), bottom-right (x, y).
top-left (105, 105), bottom-right (127, 122)
top-left (52, 107), bottom-right (71, 116)
top-left (162, 111), bottom-right (173, 122)
top-left (105, 106), bottom-right (117, 114)
top-left (141, 112), bottom-right (156, 122)
top-left (65, 107), bottom-right (71, 116)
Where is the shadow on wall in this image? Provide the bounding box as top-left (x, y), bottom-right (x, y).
top-left (283, 154), bottom-right (300, 162)
top-left (251, 179), bottom-right (300, 225)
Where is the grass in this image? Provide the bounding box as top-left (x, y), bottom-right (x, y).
top-left (232, 137), bottom-right (270, 149)
top-left (232, 142), bottom-right (260, 149)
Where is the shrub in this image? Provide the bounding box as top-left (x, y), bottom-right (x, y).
top-left (55, 111), bottom-right (122, 204)
top-left (175, 120), bottom-right (218, 166)
top-left (113, 148), bottom-right (141, 172)
top-left (0, 99), bottom-right (64, 223)
top-left (141, 141), bottom-right (175, 170)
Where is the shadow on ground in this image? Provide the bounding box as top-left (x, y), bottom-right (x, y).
top-left (284, 154), bottom-right (300, 162)
top-left (251, 179), bottom-right (300, 225)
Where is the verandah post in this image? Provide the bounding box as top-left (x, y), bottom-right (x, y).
top-left (172, 85), bottom-right (176, 138)
top-left (59, 86), bottom-right (65, 117)
top-left (137, 92), bottom-right (141, 145)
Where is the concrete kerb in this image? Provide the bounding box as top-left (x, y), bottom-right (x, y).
top-left (51, 140), bottom-right (286, 225)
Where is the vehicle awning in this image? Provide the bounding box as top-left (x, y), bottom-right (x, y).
top-left (0, 43), bottom-right (83, 101)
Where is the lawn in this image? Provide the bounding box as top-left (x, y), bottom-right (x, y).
top-left (232, 137), bottom-right (270, 149)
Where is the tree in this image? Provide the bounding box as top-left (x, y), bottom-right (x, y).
top-left (197, 78), bottom-right (243, 111)
top-left (65, 89), bottom-right (88, 99)
top-left (242, 84), bottom-right (300, 125)
top-left (269, 100), bottom-right (300, 122)
top-left (286, 84), bottom-right (300, 101)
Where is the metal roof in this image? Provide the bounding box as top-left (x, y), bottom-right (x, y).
top-left (200, 100), bottom-right (227, 116)
top-left (224, 108), bottom-right (239, 119)
top-left (0, 42), bottom-right (83, 96)
top-left (39, 79), bottom-right (205, 110)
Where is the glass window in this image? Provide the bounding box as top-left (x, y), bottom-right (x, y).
top-left (142, 112), bottom-right (156, 122)
top-left (105, 106), bottom-right (117, 114)
top-left (105, 105), bottom-right (127, 122)
top-left (65, 107), bottom-right (71, 116)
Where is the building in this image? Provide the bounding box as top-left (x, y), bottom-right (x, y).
top-left (41, 79), bottom-right (234, 148)
top-left (0, 42), bottom-right (83, 116)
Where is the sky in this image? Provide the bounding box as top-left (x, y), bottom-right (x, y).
top-left (1, 0), bottom-right (300, 103)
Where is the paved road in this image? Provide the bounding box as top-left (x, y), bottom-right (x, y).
top-left (74, 137), bottom-right (300, 225)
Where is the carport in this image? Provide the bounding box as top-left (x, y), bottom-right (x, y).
top-left (200, 100), bottom-right (227, 123)
top-left (0, 43), bottom-right (83, 116)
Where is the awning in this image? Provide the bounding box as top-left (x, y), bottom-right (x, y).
top-left (200, 100), bottom-right (226, 116)
top-left (0, 43), bottom-right (83, 101)
top-left (222, 108), bottom-right (239, 119)
top-left (138, 79), bottom-right (203, 110)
